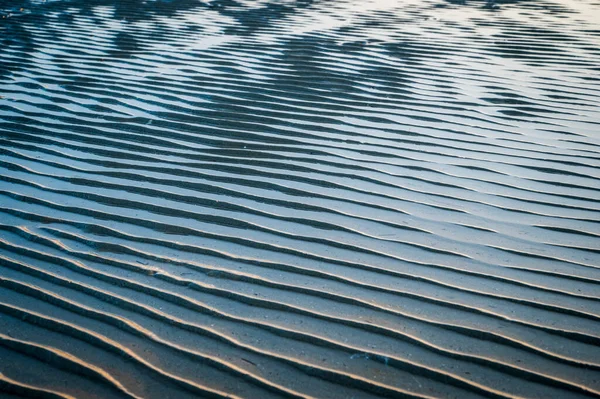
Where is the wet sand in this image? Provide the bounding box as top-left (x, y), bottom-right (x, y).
top-left (1, 0), bottom-right (599, 398)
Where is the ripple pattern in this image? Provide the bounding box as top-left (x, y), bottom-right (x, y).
top-left (1, 0), bottom-right (600, 398)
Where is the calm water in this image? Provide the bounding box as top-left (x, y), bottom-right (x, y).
top-left (1, 0), bottom-right (600, 398)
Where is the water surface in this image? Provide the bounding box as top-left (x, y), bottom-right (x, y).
top-left (1, 0), bottom-right (600, 398)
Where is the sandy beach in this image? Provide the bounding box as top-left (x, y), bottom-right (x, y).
top-left (1, 0), bottom-right (599, 397)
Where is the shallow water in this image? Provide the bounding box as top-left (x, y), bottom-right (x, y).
top-left (1, 0), bottom-right (600, 398)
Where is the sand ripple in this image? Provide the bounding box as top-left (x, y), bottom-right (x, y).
top-left (1, 0), bottom-right (599, 397)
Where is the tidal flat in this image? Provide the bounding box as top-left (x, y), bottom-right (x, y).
top-left (0, 0), bottom-right (599, 398)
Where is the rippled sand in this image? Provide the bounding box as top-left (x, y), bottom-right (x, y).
top-left (1, 0), bottom-right (600, 398)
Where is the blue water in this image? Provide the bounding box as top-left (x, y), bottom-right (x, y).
top-left (1, 0), bottom-right (600, 398)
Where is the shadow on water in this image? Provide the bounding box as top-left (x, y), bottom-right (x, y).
top-left (2, 0), bottom-right (595, 148)
top-left (1, 0), bottom-right (431, 153)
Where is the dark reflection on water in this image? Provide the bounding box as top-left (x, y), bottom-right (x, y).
top-left (2, 0), bottom-right (597, 123)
